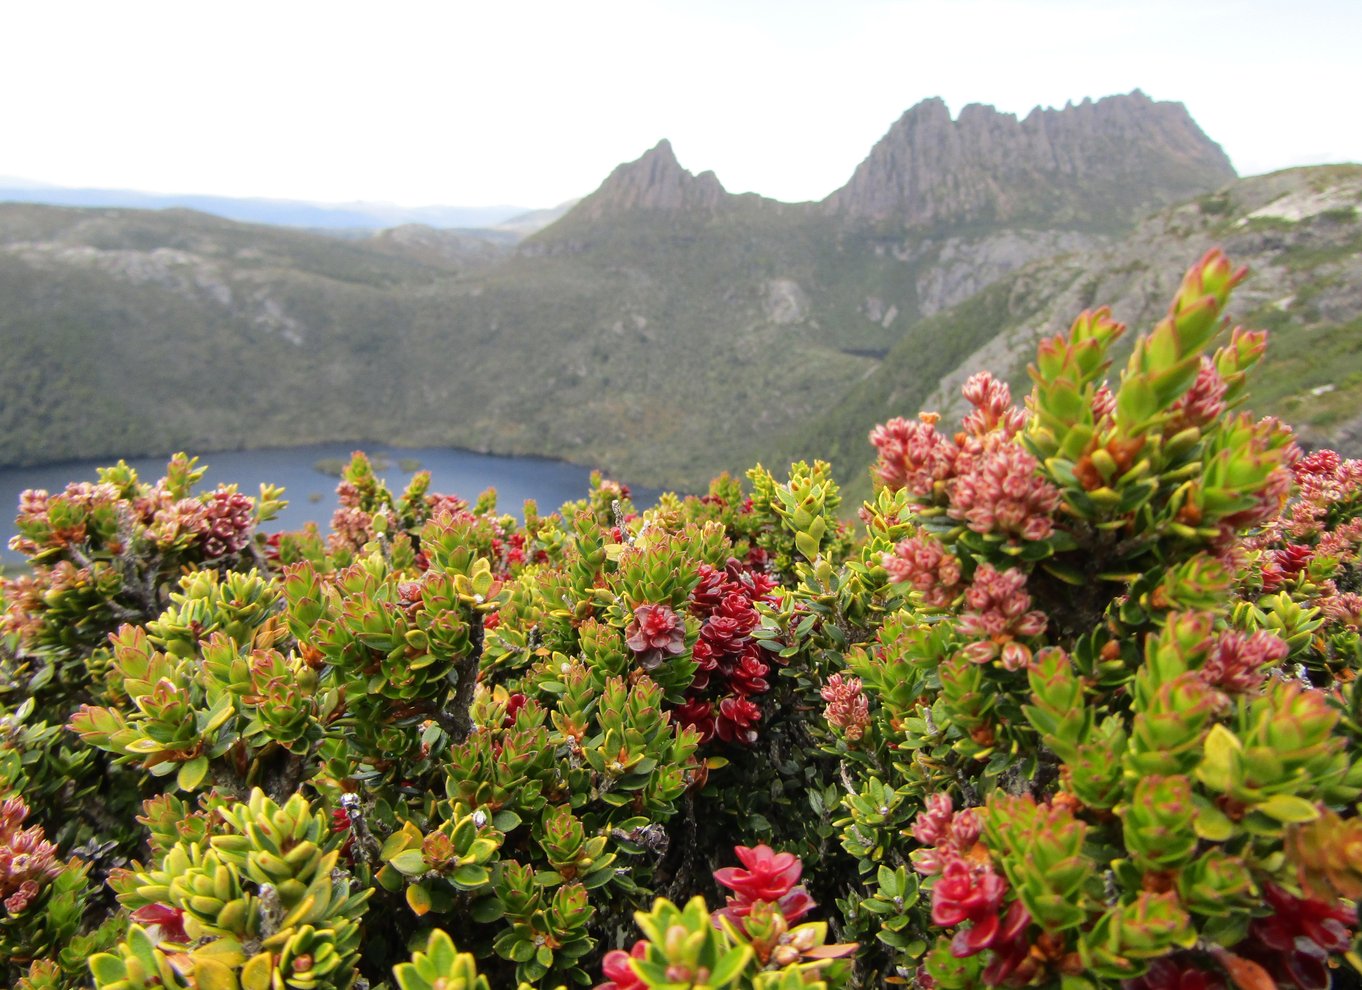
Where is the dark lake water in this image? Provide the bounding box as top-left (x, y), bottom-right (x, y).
top-left (0, 444), bottom-right (658, 564)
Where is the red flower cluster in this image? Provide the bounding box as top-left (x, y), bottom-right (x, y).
top-left (329, 507), bottom-right (375, 554)
top-left (1123, 956), bottom-right (1226, 990)
top-left (883, 535), bottom-right (962, 608)
top-left (957, 564), bottom-right (1047, 669)
top-left (1260, 542), bottom-right (1314, 592)
top-left (200, 488), bottom-right (255, 558)
top-left (911, 794), bottom-right (1032, 984)
top-left (674, 559), bottom-right (778, 746)
top-left (712, 844), bottom-right (815, 931)
top-left (0, 797), bottom-right (63, 914)
top-left (597, 940), bottom-right (647, 990)
top-left (129, 902), bottom-right (190, 945)
top-left (502, 692), bottom-right (529, 727)
top-left (624, 603), bottom-right (686, 672)
top-left (1235, 884), bottom-right (1354, 989)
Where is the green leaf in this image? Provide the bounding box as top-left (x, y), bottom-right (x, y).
top-left (177, 755), bottom-right (209, 792)
top-left (471, 895), bottom-right (504, 923)
top-left (1191, 795), bottom-right (1236, 841)
top-left (1255, 794), bottom-right (1321, 824)
top-left (389, 849), bottom-right (429, 876)
top-left (88, 954), bottom-right (125, 985)
top-left (241, 953), bottom-right (273, 990)
top-left (452, 864), bottom-right (490, 889)
top-left (406, 883), bottom-right (433, 916)
top-left (1196, 724), bottom-right (1242, 793)
top-left (709, 945), bottom-right (753, 987)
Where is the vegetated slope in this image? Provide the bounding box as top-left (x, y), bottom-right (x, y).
top-left (0, 92), bottom-right (1241, 488)
top-left (784, 165), bottom-right (1362, 500)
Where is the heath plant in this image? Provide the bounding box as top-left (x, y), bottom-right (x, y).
top-left (0, 251), bottom-right (1360, 990)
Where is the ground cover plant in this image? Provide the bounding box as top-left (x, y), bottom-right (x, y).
top-left (3, 249), bottom-right (1362, 989)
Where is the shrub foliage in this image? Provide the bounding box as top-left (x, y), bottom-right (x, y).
top-left (3, 250), bottom-right (1362, 989)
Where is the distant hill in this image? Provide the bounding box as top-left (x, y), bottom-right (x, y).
top-left (0, 183), bottom-right (538, 232)
top-left (3, 91), bottom-right (1332, 493)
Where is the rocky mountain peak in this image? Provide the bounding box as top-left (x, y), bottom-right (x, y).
top-left (824, 91), bottom-right (1236, 231)
top-left (567, 140), bottom-right (730, 221)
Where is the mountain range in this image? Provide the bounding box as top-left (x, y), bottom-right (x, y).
top-left (2, 91), bottom-right (1357, 493)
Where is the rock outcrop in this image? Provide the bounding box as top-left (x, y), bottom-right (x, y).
top-left (823, 91), bottom-right (1236, 231)
top-left (569, 140), bottom-right (731, 220)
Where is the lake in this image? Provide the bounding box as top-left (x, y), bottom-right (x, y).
top-left (0, 443), bottom-right (660, 564)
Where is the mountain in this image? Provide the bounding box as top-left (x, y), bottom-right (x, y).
top-left (0, 183), bottom-right (536, 232)
top-left (824, 91), bottom-right (1235, 231)
top-left (1, 91), bottom-right (1321, 493)
top-left (569, 140), bottom-right (740, 220)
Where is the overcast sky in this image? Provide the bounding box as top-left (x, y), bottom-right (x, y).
top-left (5, 0), bottom-right (1358, 208)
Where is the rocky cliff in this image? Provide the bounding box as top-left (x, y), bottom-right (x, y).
top-left (823, 91), bottom-right (1236, 231)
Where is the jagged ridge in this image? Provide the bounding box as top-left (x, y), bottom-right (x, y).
top-left (823, 90), bottom-right (1236, 230)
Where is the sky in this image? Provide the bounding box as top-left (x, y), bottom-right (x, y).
top-left (5, 0), bottom-right (1360, 209)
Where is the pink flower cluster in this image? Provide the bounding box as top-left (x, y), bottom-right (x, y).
top-left (624, 603), bottom-right (687, 671)
top-left (1200, 630), bottom-right (1288, 695)
top-left (961, 372), bottom-right (1026, 439)
top-left (329, 479), bottom-right (376, 553)
top-left (1318, 586), bottom-right (1362, 630)
top-left (1091, 383), bottom-right (1117, 423)
top-left (1167, 356), bottom-right (1228, 434)
top-left (0, 797), bottom-right (62, 914)
top-left (911, 793), bottom-right (981, 875)
top-left (132, 484), bottom-right (254, 558)
top-left (10, 481), bottom-right (121, 555)
top-left (820, 674), bottom-right (870, 741)
top-left (912, 794), bottom-right (1031, 981)
top-left (129, 902), bottom-right (190, 944)
top-left (948, 443), bottom-right (1059, 543)
top-left (1280, 450), bottom-right (1362, 545)
top-left (869, 376), bottom-right (1060, 545)
top-left (883, 535), bottom-right (962, 608)
top-left (870, 413), bottom-right (959, 499)
top-left (672, 559), bottom-right (779, 746)
top-left (957, 564), bottom-right (1047, 669)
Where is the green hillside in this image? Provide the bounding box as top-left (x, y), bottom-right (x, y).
top-left (781, 166), bottom-right (1362, 502)
top-left (1, 94), bottom-right (1296, 489)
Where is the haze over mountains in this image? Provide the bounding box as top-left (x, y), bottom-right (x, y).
top-left (2, 91), bottom-right (1358, 491)
top-left (0, 180), bottom-right (576, 235)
